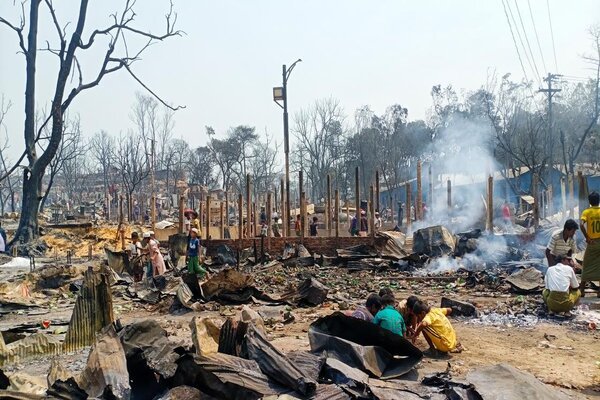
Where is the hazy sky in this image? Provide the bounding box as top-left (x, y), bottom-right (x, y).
top-left (1, 0), bottom-right (599, 155)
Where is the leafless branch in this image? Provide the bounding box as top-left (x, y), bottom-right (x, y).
top-left (0, 12), bottom-right (27, 54)
top-left (43, 0), bottom-right (66, 58)
top-left (78, 0), bottom-right (183, 49)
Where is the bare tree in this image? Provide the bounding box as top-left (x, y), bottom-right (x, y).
top-left (61, 142), bottom-right (91, 206)
top-left (0, 95), bottom-right (19, 213)
top-left (557, 25), bottom-right (600, 174)
top-left (189, 146), bottom-right (216, 187)
top-left (39, 114), bottom-right (84, 212)
top-left (249, 132), bottom-right (281, 196)
top-left (206, 126), bottom-right (241, 191)
top-left (114, 131), bottom-right (150, 220)
top-left (169, 138), bottom-right (191, 196)
top-left (293, 98), bottom-right (346, 201)
top-left (89, 130), bottom-right (116, 215)
top-left (0, 0), bottom-right (182, 246)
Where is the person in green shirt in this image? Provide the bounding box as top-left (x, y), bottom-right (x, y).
top-left (372, 294), bottom-right (406, 336)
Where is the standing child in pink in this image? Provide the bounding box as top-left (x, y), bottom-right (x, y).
top-left (148, 231), bottom-right (166, 276)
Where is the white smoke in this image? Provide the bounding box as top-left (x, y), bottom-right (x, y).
top-left (414, 115), bottom-right (498, 234)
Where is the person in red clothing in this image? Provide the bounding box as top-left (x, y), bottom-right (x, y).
top-left (501, 200), bottom-right (512, 232)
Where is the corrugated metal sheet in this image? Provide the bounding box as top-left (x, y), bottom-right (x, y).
top-left (63, 266), bottom-right (114, 352)
top-left (0, 333), bottom-right (62, 366)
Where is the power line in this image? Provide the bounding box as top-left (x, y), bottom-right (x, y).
top-left (526, 0), bottom-right (548, 75)
top-left (514, 0), bottom-right (541, 81)
top-left (546, 0), bottom-right (559, 72)
top-left (501, 0), bottom-right (530, 84)
top-left (506, 0), bottom-right (541, 87)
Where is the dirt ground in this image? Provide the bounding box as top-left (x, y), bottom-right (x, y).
top-left (2, 256), bottom-right (600, 398)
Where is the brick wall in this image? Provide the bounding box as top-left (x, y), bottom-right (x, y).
top-left (203, 236), bottom-right (387, 257)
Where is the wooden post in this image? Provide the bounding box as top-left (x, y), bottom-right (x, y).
top-left (560, 177), bottom-right (566, 214)
top-left (246, 174), bottom-right (252, 238)
top-left (355, 166), bottom-right (360, 219)
top-left (487, 175), bottom-right (494, 231)
top-left (447, 179), bottom-right (452, 210)
top-left (118, 195), bottom-right (124, 226)
top-left (369, 185), bottom-right (375, 239)
top-left (375, 170), bottom-right (380, 213)
top-left (225, 192), bottom-right (229, 231)
top-left (532, 173), bottom-right (539, 229)
top-left (300, 191), bottom-right (306, 242)
top-left (198, 202), bottom-right (204, 238)
top-left (280, 179), bottom-right (286, 237)
top-left (345, 203), bottom-right (350, 229)
top-left (298, 170), bottom-right (303, 233)
top-left (219, 201), bottom-right (225, 239)
top-left (547, 184), bottom-right (554, 215)
top-left (151, 194), bottom-right (156, 231)
top-left (416, 160), bottom-right (422, 220)
top-left (428, 164), bottom-right (433, 215)
top-left (335, 189), bottom-right (340, 238)
top-left (178, 195), bottom-right (184, 233)
top-left (568, 173), bottom-right (575, 218)
top-left (406, 182), bottom-right (412, 230)
top-left (578, 171), bottom-right (588, 219)
top-left (238, 194), bottom-right (243, 240)
top-left (266, 192), bottom-right (272, 250)
top-left (253, 202), bottom-right (259, 240)
top-left (326, 174), bottom-right (331, 237)
top-left (205, 195), bottom-right (211, 240)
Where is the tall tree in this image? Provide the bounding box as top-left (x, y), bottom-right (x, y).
top-left (293, 98), bottom-right (345, 201)
top-left (0, 0), bottom-right (181, 247)
top-left (39, 114), bottom-right (84, 212)
top-left (89, 130), bottom-right (116, 212)
top-left (0, 95), bottom-right (18, 213)
top-left (114, 131), bottom-right (150, 220)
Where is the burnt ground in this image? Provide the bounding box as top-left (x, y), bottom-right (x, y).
top-left (1, 259), bottom-right (599, 398)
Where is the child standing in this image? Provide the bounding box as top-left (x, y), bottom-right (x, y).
top-left (187, 228), bottom-right (206, 278)
top-left (411, 301), bottom-right (458, 356)
top-left (372, 294), bottom-right (406, 336)
top-left (309, 216), bottom-right (318, 236)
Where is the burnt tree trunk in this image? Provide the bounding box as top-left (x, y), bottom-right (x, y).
top-left (39, 171), bottom-right (55, 213)
top-left (12, 0), bottom-right (90, 248)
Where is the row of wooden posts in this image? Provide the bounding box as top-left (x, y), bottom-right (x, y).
top-left (115, 161), bottom-right (591, 243)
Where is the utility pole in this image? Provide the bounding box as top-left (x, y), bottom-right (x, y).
top-left (150, 138), bottom-right (156, 231)
top-left (273, 59), bottom-right (302, 236)
top-left (539, 73), bottom-right (562, 210)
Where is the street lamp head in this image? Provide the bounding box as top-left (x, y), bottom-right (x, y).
top-left (273, 86), bottom-right (284, 101)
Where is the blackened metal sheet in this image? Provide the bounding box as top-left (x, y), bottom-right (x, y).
top-left (467, 364), bottom-right (569, 400)
top-left (308, 312), bottom-right (422, 379)
top-left (243, 324), bottom-right (317, 397)
top-left (286, 350), bottom-right (325, 383)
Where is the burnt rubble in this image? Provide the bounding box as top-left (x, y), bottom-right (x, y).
top-left (0, 224), bottom-right (597, 398)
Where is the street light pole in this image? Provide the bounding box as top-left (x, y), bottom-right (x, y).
top-left (274, 59), bottom-right (301, 237)
top-left (282, 64), bottom-right (290, 236)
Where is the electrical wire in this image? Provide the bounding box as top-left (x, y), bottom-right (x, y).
top-left (526, 0), bottom-right (548, 75)
top-left (514, 0), bottom-right (541, 81)
top-left (546, 0), bottom-right (559, 72)
top-left (502, 0), bottom-right (530, 84)
top-left (506, 0), bottom-right (541, 87)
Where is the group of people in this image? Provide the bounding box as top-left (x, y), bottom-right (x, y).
top-left (294, 215), bottom-right (320, 237)
top-left (349, 289), bottom-right (460, 357)
top-left (349, 210), bottom-right (383, 236)
top-left (126, 230), bottom-right (166, 283)
top-left (543, 191), bottom-right (600, 315)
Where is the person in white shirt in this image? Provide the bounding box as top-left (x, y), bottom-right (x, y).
top-left (0, 233), bottom-right (5, 252)
top-left (543, 254), bottom-right (580, 314)
top-left (374, 212), bottom-right (382, 232)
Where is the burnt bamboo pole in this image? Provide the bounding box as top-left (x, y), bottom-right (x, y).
top-left (406, 182), bottom-right (412, 230)
top-left (416, 160), bottom-right (422, 220)
top-left (335, 189), bottom-right (340, 238)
